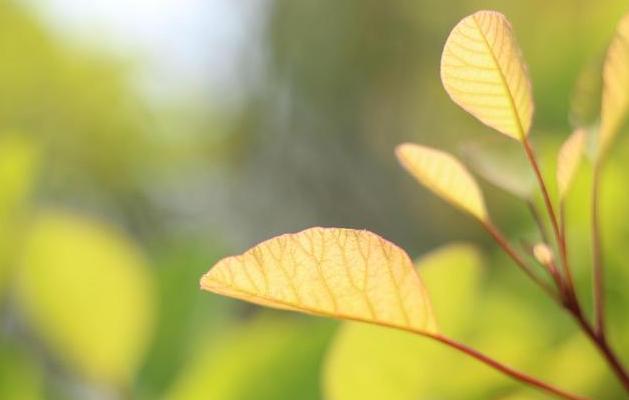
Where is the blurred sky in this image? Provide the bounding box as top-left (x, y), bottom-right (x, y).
top-left (25, 0), bottom-right (264, 107)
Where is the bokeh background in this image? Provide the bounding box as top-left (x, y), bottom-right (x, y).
top-left (1, 0), bottom-right (629, 398)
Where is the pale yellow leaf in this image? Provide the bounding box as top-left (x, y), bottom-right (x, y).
top-left (556, 129), bottom-right (586, 200)
top-left (396, 143), bottom-right (488, 222)
top-left (200, 227), bottom-right (437, 334)
top-left (599, 13), bottom-right (629, 158)
top-left (441, 10), bottom-right (534, 140)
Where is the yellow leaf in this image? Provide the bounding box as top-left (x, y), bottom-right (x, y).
top-left (441, 10), bottom-right (534, 140)
top-left (16, 211), bottom-right (155, 387)
top-left (556, 129), bottom-right (586, 200)
top-left (599, 13), bottom-right (629, 158)
top-left (396, 143), bottom-right (488, 222)
top-left (200, 227), bottom-right (437, 334)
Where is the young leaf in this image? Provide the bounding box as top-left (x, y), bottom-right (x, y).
top-left (200, 227), bottom-right (438, 334)
top-left (556, 129), bottom-right (586, 200)
top-left (599, 13), bottom-right (629, 158)
top-left (441, 11), bottom-right (534, 140)
top-left (396, 143), bottom-right (488, 222)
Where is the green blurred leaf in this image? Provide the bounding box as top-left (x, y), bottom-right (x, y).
top-left (166, 314), bottom-right (335, 400)
top-left (460, 137), bottom-right (535, 200)
top-left (15, 211), bottom-right (156, 388)
top-left (135, 240), bottom-right (232, 398)
top-left (0, 340), bottom-right (44, 400)
top-left (323, 244), bottom-right (490, 400)
top-left (543, 335), bottom-right (607, 396)
top-left (417, 243), bottom-right (483, 334)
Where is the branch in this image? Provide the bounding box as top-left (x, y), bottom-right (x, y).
top-left (426, 333), bottom-right (589, 400)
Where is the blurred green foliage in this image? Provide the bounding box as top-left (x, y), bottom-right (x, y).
top-left (0, 0), bottom-right (628, 399)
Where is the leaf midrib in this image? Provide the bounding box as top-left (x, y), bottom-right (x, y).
top-left (472, 14), bottom-right (527, 140)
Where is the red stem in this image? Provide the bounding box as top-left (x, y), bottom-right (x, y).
top-left (427, 333), bottom-right (589, 400)
top-left (482, 221), bottom-right (558, 302)
top-left (522, 138), bottom-right (572, 284)
top-left (567, 300), bottom-right (629, 393)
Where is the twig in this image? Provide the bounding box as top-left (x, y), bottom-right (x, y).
top-left (566, 299), bottom-right (629, 393)
top-left (426, 333), bottom-right (590, 400)
top-left (522, 137), bottom-right (572, 285)
top-left (482, 221), bottom-right (559, 303)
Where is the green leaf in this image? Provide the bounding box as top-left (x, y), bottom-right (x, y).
top-left (323, 244), bottom-right (485, 400)
top-left (16, 211), bottom-right (156, 387)
top-left (166, 314), bottom-right (335, 400)
top-left (460, 137), bottom-right (535, 199)
top-left (0, 341), bottom-right (43, 400)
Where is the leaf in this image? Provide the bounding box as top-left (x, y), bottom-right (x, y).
top-left (460, 136), bottom-right (535, 199)
top-left (556, 129), bottom-right (586, 200)
top-left (599, 13), bottom-right (629, 158)
top-left (167, 315), bottom-right (334, 400)
top-left (323, 244), bottom-right (492, 400)
top-left (441, 10), bottom-right (534, 140)
top-left (415, 244), bottom-right (483, 334)
top-left (16, 211), bottom-right (156, 387)
top-left (200, 227), bottom-right (437, 334)
top-left (396, 143), bottom-right (488, 222)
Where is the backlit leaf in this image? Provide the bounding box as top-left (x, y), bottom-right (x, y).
top-left (16, 211), bottom-right (156, 387)
top-left (441, 11), bottom-right (534, 140)
top-left (201, 227), bottom-right (437, 334)
top-left (599, 13), bottom-right (629, 159)
top-left (396, 143), bottom-right (488, 222)
top-left (556, 129), bottom-right (586, 200)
